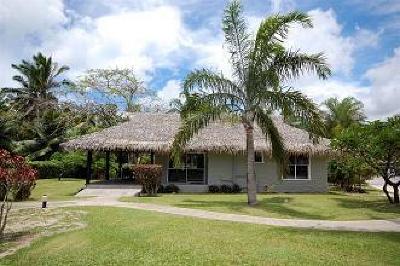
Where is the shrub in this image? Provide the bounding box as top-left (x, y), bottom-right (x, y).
top-left (132, 164), bottom-right (162, 196)
top-left (208, 185), bottom-right (220, 193)
top-left (164, 184), bottom-right (180, 193)
top-left (220, 184), bottom-right (233, 193)
top-left (232, 184), bottom-right (241, 193)
top-left (0, 149), bottom-right (38, 236)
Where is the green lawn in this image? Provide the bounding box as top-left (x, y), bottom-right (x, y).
top-left (121, 190), bottom-right (400, 220)
top-left (30, 179), bottom-right (85, 201)
top-left (2, 207), bottom-right (400, 265)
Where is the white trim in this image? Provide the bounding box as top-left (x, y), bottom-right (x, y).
top-left (282, 156), bottom-right (312, 180)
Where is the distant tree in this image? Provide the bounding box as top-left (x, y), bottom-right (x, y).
top-left (171, 0), bottom-right (330, 205)
top-left (2, 53), bottom-right (70, 119)
top-left (323, 97), bottom-right (366, 137)
top-left (77, 68), bottom-right (150, 112)
top-left (333, 116), bottom-right (400, 203)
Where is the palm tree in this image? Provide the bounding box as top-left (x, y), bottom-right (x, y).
top-left (3, 52), bottom-right (70, 118)
top-left (323, 97), bottom-right (366, 137)
top-left (171, 0), bottom-right (331, 205)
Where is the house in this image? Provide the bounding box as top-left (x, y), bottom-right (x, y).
top-left (61, 112), bottom-right (331, 192)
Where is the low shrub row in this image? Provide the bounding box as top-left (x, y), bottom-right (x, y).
top-left (208, 184), bottom-right (241, 193)
top-left (28, 160), bottom-right (86, 179)
top-left (158, 184), bottom-right (180, 193)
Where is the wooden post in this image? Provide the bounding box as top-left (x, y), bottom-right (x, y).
top-left (117, 151), bottom-right (123, 179)
top-left (105, 151), bottom-right (110, 180)
top-left (86, 150), bottom-right (93, 185)
top-left (150, 151), bottom-right (155, 164)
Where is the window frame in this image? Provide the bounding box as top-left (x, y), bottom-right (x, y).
top-left (167, 153), bottom-right (206, 184)
top-left (282, 155), bottom-right (311, 180)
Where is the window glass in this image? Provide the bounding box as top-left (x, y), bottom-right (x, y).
top-left (255, 152), bottom-right (263, 163)
top-left (283, 155), bottom-right (309, 180)
top-left (168, 154), bottom-right (205, 184)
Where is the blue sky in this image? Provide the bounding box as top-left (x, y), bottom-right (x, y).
top-left (0, 0), bottom-right (399, 118)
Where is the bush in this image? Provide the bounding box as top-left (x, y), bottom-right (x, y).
top-left (164, 184), bottom-right (180, 193)
top-left (220, 184), bottom-right (233, 193)
top-left (232, 184), bottom-right (241, 193)
top-left (132, 164), bottom-right (162, 196)
top-left (29, 160), bottom-right (86, 179)
top-left (208, 185), bottom-right (220, 193)
top-left (13, 182), bottom-right (36, 201)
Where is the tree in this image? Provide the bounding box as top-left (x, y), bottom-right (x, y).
top-left (0, 149), bottom-right (38, 238)
top-left (3, 53), bottom-right (70, 119)
top-left (323, 97), bottom-right (366, 137)
top-left (77, 68), bottom-right (150, 112)
top-left (171, 0), bottom-right (330, 205)
top-left (333, 116), bottom-right (400, 203)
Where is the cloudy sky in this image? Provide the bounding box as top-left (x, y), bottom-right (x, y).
top-left (0, 0), bottom-right (399, 119)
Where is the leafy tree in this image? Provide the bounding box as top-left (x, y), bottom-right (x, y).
top-left (77, 68), bottom-right (150, 112)
top-left (171, 0), bottom-right (330, 205)
top-left (0, 149), bottom-right (38, 238)
top-left (3, 53), bottom-right (70, 119)
top-left (323, 97), bottom-right (366, 137)
top-left (334, 116), bottom-right (400, 203)
top-left (13, 108), bottom-right (68, 161)
top-left (0, 99), bottom-right (14, 150)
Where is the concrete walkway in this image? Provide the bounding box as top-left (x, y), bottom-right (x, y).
top-left (13, 196), bottom-right (400, 233)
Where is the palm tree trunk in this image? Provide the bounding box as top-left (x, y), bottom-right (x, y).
top-left (246, 124), bottom-right (257, 205)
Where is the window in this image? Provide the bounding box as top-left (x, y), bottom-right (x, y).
top-left (255, 152), bottom-right (264, 163)
top-left (168, 154), bottom-right (205, 184)
top-left (283, 155), bottom-right (310, 180)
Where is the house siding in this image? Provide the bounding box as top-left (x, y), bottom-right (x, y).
top-left (161, 152), bottom-right (328, 193)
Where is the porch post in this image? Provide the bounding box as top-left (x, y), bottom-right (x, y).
top-left (105, 151), bottom-right (110, 180)
top-left (86, 150), bottom-right (93, 185)
top-left (117, 151), bottom-right (123, 179)
top-left (150, 151), bottom-right (155, 164)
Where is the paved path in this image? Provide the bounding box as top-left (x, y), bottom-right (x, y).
top-left (13, 196), bottom-right (400, 233)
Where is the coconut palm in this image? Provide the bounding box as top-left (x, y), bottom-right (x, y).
top-left (3, 52), bottom-right (70, 118)
top-left (171, 0), bottom-right (331, 205)
top-left (323, 97), bottom-right (366, 137)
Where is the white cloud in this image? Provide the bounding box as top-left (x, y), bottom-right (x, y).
top-left (157, 79), bottom-right (182, 103)
top-left (363, 47), bottom-right (400, 118)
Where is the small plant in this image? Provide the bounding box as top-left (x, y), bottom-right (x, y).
top-left (232, 184), bottom-right (241, 193)
top-left (164, 184), bottom-right (180, 193)
top-left (208, 185), bottom-right (220, 193)
top-left (220, 184), bottom-right (233, 193)
top-left (132, 164), bottom-right (162, 196)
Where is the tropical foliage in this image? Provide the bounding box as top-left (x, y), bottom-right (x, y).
top-left (333, 116), bottom-right (400, 203)
top-left (323, 97), bottom-right (366, 137)
top-left (171, 0), bottom-right (330, 205)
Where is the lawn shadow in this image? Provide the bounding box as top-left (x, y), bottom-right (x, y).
top-left (173, 196), bottom-right (329, 220)
top-left (333, 195), bottom-right (400, 220)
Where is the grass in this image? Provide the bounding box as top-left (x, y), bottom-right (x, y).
top-left (30, 179), bottom-right (85, 201)
top-left (2, 206), bottom-right (400, 265)
top-left (120, 189), bottom-right (400, 220)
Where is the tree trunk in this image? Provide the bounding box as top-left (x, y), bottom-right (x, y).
top-left (383, 181), bottom-right (393, 204)
top-left (394, 185), bottom-right (400, 204)
top-left (246, 125), bottom-right (257, 205)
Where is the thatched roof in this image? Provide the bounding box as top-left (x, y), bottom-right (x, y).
top-left (61, 113), bottom-right (331, 155)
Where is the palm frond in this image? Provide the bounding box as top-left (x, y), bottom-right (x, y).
top-left (222, 0), bottom-right (251, 81)
top-left (272, 50), bottom-right (331, 80)
top-left (255, 108), bottom-right (286, 174)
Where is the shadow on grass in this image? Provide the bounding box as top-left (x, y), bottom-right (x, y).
top-left (172, 196), bottom-right (329, 220)
top-left (332, 195), bottom-right (400, 220)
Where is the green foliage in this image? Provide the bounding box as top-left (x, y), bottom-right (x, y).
top-left (333, 116), bottom-right (400, 203)
top-left (132, 164), bottom-right (162, 196)
top-left (208, 184), bottom-right (241, 193)
top-left (323, 97), bottom-right (366, 137)
top-left (76, 68), bottom-right (151, 112)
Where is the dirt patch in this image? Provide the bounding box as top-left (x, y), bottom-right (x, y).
top-left (0, 208), bottom-right (87, 258)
